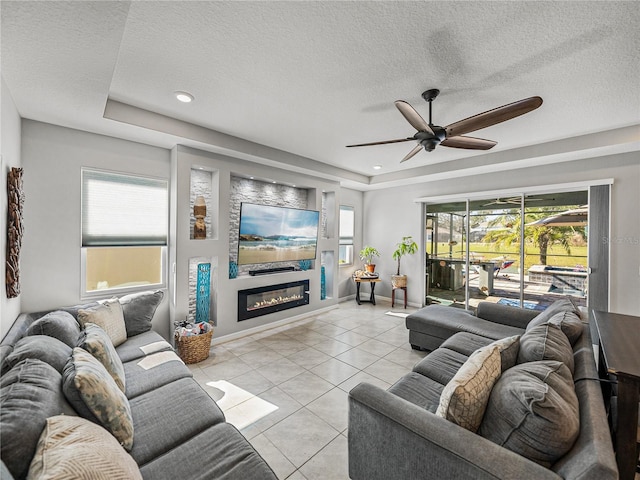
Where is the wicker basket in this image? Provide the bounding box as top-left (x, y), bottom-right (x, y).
top-left (175, 327), bottom-right (213, 364)
top-left (391, 275), bottom-right (407, 288)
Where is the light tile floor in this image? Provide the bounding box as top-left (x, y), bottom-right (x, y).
top-left (187, 300), bottom-right (427, 480)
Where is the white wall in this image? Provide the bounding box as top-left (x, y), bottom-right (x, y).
top-left (1, 76), bottom-right (22, 337)
top-left (363, 152), bottom-right (640, 316)
top-left (337, 187), bottom-right (364, 298)
top-left (20, 121), bottom-right (172, 338)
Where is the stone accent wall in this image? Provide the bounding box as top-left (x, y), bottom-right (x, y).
top-left (190, 169), bottom-right (213, 239)
top-left (229, 177), bottom-right (309, 275)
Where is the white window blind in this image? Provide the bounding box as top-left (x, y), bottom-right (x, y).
top-left (82, 169), bottom-right (168, 247)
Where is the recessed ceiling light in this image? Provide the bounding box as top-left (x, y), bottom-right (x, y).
top-left (272, 181), bottom-right (277, 184)
top-left (174, 91), bottom-right (194, 103)
top-left (249, 176), bottom-right (254, 180)
top-left (373, 165), bottom-right (382, 170)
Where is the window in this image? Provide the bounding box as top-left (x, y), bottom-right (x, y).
top-left (339, 205), bottom-right (354, 265)
top-left (81, 169), bottom-right (168, 296)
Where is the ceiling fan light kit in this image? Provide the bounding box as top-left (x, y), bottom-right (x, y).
top-left (347, 88), bottom-right (543, 163)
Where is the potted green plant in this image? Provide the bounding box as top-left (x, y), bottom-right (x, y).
top-left (391, 236), bottom-right (418, 287)
top-left (359, 245), bottom-right (380, 273)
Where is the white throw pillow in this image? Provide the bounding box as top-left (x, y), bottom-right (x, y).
top-left (77, 299), bottom-right (126, 347)
top-left (436, 344), bottom-right (501, 432)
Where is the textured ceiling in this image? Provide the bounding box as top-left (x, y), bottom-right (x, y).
top-left (2, 1), bottom-right (639, 189)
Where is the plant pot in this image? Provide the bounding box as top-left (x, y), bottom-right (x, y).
top-left (365, 264), bottom-right (376, 273)
top-left (391, 274), bottom-right (407, 288)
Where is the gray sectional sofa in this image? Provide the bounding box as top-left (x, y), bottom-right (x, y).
top-left (0, 291), bottom-right (276, 480)
top-left (348, 299), bottom-right (618, 480)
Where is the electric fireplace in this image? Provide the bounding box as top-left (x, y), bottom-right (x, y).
top-left (238, 280), bottom-right (310, 321)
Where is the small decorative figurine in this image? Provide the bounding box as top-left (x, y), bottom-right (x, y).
top-left (194, 196), bottom-right (206, 239)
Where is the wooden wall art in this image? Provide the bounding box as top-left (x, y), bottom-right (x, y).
top-left (6, 167), bottom-right (24, 298)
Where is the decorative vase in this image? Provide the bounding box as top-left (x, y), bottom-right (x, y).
top-left (194, 196), bottom-right (206, 239)
top-left (299, 259), bottom-right (312, 271)
top-left (320, 265), bottom-right (326, 300)
top-left (195, 263), bottom-right (211, 324)
top-left (229, 261), bottom-right (238, 279)
top-left (365, 264), bottom-right (376, 273)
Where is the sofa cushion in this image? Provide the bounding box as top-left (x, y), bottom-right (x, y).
top-left (435, 344), bottom-right (501, 432)
top-left (139, 422), bottom-right (277, 480)
top-left (128, 377), bottom-right (225, 466)
top-left (77, 299), bottom-right (127, 347)
top-left (517, 323), bottom-right (574, 374)
top-left (119, 290), bottom-right (164, 337)
top-left (62, 348), bottom-right (134, 450)
top-left (115, 331), bottom-right (172, 363)
top-left (440, 332), bottom-right (493, 357)
top-left (479, 360), bottom-right (579, 467)
top-left (525, 298), bottom-right (579, 332)
top-left (413, 347), bottom-right (468, 385)
top-left (388, 372), bottom-right (445, 413)
top-left (1, 335), bottom-right (71, 375)
top-left (545, 310), bottom-right (584, 345)
top-left (0, 359), bottom-right (75, 480)
top-left (25, 311), bottom-right (80, 348)
top-left (77, 323), bottom-right (126, 392)
top-left (123, 351), bottom-right (191, 399)
top-left (27, 415), bottom-right (142, 480)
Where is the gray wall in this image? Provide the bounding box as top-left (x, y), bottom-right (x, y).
top-left (363, 152), bottom-right (640, 316)
top-left (1, 76), bottom-right (22, 337)
top-left (19, 121), bottom-right (173, 338)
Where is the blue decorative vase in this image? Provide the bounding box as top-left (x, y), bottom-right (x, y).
top-left (196, 263), bottom-right (211, 324)
top-left (299, 259), bottom-right (312, 271)
top-left (229, 261), bottom-right (238, 279)
top-left (320, 265), bottom-right (326, 300)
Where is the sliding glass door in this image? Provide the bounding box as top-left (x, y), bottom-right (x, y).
top-left (425, 190), bottom-right (589, 312)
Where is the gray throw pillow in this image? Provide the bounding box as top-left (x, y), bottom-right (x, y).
top-left (546, 310), bottom-right (584, 345)
top-left (77, 323), bottom-right (126, 392)
top-left (487, 335), bottom-right (520, 372)
top-left (119, 290), bottom-right (164, 337)
top-left (1, 335), bottom-right (72, 375)
top-left (479, 360), bottom-right (579, 467)
top-left (62, 348), bottom-right (134, 450)
top-left (518, 323), bottom-right (574, 374)
top-left (0, 359), bottom-right (76, 480)
top-left (526, 298), bottom-right (578, 332)
top-left (25, 311), bottom-right (81, 348)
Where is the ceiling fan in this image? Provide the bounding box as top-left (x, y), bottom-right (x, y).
top-left (482, 197), bottom-right (545, 206)
top-left (346, 89), bottom-right (542, 163)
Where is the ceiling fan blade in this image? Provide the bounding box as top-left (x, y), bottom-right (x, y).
top-left (441, 135), bottom-right (497, 150)
top-left (400, 144), bottom-right (423, 163)
top-left (346, 138), bottom-right (414, 148)
top-left (395, 100), bottom-right (434, 135)
top-left (445, 96), bottom-right (543, 138)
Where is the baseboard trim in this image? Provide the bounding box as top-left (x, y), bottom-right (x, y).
top-left (212, 304), bottom-right (340, 345)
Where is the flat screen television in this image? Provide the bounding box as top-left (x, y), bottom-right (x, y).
top-left (237, 203), bottom-right (320, 266)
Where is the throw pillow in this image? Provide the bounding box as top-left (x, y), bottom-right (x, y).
top-left (77, 323), bottom-right (126, 392)
top-left (525, 298), bottom-right (578, 332)
top-left (119, 290), bottom-right (164, 337)
top-left (487, 335), bottom-right (520, 372)
top-left (0, 359), bottom-right (76, 480)
top-left (27, 415), bottom-right (142, 480)
top-left (1, 335), bottom-right (72, 375)
top-left (62, 348), bottom-right (134, 450)
top-left (479, 360), bottom-right (579, 467)
top-left (77, 299), bottom-right (127, 347)
top-left (547, 310), bottom-right (584, 345)
top-left (435, 344), bottom-right (501, 432)
top-left (25, 311), bottom-right (81, 348)
top-left (517, 323), bottom-right (574, 374)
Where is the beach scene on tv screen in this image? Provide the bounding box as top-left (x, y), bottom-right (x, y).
top-left (238, 204), bottom-right (319, 265)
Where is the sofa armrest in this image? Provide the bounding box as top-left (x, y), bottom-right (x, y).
top-left (348, 382), bottom-right (560, 480)
top-left (476, 302), bottom-right (539, 329)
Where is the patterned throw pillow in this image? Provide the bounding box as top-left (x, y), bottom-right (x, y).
top-left (436, 344), bottom-right (501, 432)
top-left (27, 415), bottom-right (142, 480)
top-left (77, 323), bottom-right (126, 392)
top-left (62, 348), bottom-right (134, 450)
top-left (77, 299), bottom-right (127, 347)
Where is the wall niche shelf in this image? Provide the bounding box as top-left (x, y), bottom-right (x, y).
top-left (189, 167), bottom-right (219, 241)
